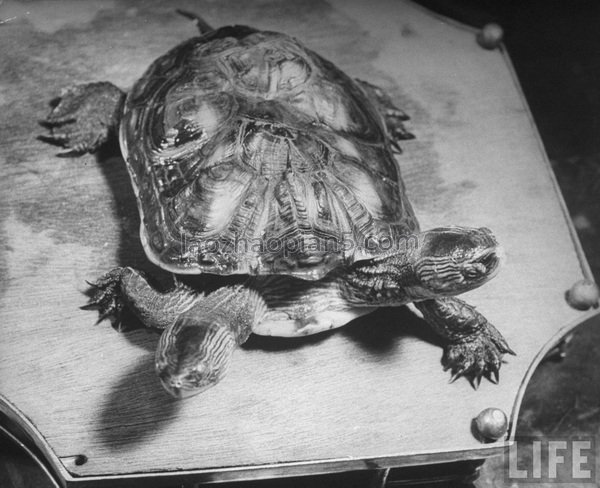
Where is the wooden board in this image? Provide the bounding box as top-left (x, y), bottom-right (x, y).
top-left (0, 0), bottom-right (596, 486)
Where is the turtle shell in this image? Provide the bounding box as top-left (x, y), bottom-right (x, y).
top-left (120, 26), bottom-right (418, 280)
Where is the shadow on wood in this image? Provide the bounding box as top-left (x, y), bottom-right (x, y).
top-left (95, 354), bottom-right (183, 450)
top-left (341, 306), bottom-right (441, 355)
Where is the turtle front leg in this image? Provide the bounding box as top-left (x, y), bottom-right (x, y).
top-left (42, 82), bottom-right (125, 154)
top-left (87, 267), bottom-right (199, 330)
top-left (87, 267), bottom-right (267, 398)
top-left (415, 297), bottom-right (515, 388)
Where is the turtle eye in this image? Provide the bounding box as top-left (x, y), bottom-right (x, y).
top-left (191, 363), bottom-right (207, 379)
top-left (184, 371), bottom-right (202, 387)
top-left (479, 251), bottom-right (498, 271)
top-left (207, 161), bottom-right (235, 181)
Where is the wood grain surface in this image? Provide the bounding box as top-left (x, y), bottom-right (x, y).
top-left (0, 0), bottom-right (593, 485)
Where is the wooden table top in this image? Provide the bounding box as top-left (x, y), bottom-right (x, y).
top-left (0, 0), bottom-right (595, 486)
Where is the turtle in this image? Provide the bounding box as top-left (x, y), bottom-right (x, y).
top-left (42, 11), bottom-right (514, 399)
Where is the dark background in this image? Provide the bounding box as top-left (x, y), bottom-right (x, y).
top-left (2, 1), bottom-right (600, 486)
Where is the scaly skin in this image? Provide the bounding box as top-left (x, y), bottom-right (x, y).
top-left (42, 82), bottom-right (125, 154)
top-left (87, 267), bottom-right (266, 398)
top-left (44, 13), bottom-right (514, 397)
top-left (85, 267), bottom-right (198, 330)
top-left (85, 224), bottom-right (512, 397)
top-left (415, 298), bottom-right (515, 388)
top-left (355, 79), bottom-right (415, 152)
top-left (341, 226), bottom-right (512, 387)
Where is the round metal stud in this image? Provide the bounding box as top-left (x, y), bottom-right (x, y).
top-left (474, 407), bottom-right (508, 441)
top-left (477, 23), bottom-right (504, 50)
top-left (566, 279), bottom-right (600, 311)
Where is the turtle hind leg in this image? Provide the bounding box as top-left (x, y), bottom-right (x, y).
top-left (41, 82), bottom-right (125, 155)
top-left (355, 79), bottom-right (415, 152)
top-left (415, 297), bottom-right (515, 388)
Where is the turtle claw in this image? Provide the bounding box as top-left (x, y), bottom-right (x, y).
top-left (442, 322), bottom-right (514, 388)
top-left (486, 360), bottom-right (501, 384)
top-left (56, 147), bottom-right (84, 158)
top-left (486, 368), bottom-right (499, 384)
top-left (470, 374), bottom-right (483, 390)
top-left (83, 267), bottom-right (128, 326)
top-left (449, 368), bottom-right (465, 383)
top-left (97, 306), bottom-right (122, 327)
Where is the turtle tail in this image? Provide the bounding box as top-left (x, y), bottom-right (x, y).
top-left (176, 9), bottom-right (215, 35)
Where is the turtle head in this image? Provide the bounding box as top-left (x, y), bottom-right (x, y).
top-left (155, 318), bottom-right (236, 399)
top-left (414, 226), bottom-right (502, 297)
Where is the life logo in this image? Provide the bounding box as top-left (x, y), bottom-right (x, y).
top-left (505, 436), bottom-right (596, 484)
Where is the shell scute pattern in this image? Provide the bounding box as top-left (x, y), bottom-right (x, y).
top-left (219, 35), bottom-right (312, 96)
top-left (120, 27), bottom-right (417, 278)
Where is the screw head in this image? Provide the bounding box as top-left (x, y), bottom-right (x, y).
top-left (477, 23), bottom-right (504, 50)
top-left (474, 407), bottom-right (508, 441)
top-left (566, 279), bottom-right (600, 311)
